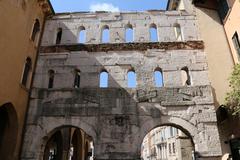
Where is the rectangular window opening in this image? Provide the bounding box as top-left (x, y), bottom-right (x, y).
top-left (232, 32), bottom-right (240, 59)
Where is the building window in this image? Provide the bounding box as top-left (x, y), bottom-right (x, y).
top-left (172, 143), bottom-right (176, 154)
top-left (78, 26), bottom-right (86, 43)
top-left (100, 70), bottom-right (108, 88)
top-left (31, 19), bottom-right (40, 42)
top-left (21, 57), bottom-right (32, 86)
top-left (125, 24), bottom-right (134, 43)
top-left (218, 0), bottom-right (230, 20)
top-left (232, 32), bottom-right (240, 59)
top-left (181, 67), bottom-right (191, 86)
top-left (56, 28), bottom-right (62, 44)
top-left (170, 127), bottom-right (174, 137)
top-left (174, 23), bottom-right (182, 41)
top-left (48, 70), bottom-right (55, 89)
top-left (169, 143), bottom-right (172, 154)
top-left (150, 23), bottom-right (158, 42)
top-left (74, 69), bottom-right (81, 88)
top-left (127, 69), bottom-right (136, 88)
top-left (154, 68), bottom-right (163, 87)
top-left (101, 25), bottom-right (110, 43)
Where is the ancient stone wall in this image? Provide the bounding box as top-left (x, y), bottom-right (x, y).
top-left (21, 11), bottom-right (222, 160)
top-left (41, 11), bottom-right (199, 45)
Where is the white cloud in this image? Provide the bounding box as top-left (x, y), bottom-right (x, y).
top-left (90, 3), bottom-right (120, 12)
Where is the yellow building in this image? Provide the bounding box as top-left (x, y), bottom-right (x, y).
top-left (216, 0), bottom-right (240, 159)
top-left (191, 0), bottom-right (240, 159)
top-left (222, 0), bottom-right (240, 64)
top-left (0, 0), bottom-right (53, 159)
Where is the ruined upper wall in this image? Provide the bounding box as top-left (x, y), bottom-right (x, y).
top-left (41, 10), bottom-right (199, 46)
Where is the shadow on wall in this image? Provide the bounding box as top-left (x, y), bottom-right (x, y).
top-left (196, 6), bottom-right (222, 25)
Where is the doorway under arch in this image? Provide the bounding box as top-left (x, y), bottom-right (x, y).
top-left (43, 126), bottom-right (94, 160)
top-left (0, 103), bottom-right (18, 160)
top-left (141, 125), bottom-right (194, 160)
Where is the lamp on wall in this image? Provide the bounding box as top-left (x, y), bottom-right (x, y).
top-left (230, 134), bottom-right (236, 140)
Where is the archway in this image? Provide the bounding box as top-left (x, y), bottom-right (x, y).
top-left (43, 126), bottom-right (94, 160)
top-left (43, 131), bottom-right (63, 160)
top-left (141, 125), bottom-right (194, 160)
top-left (0, 103), bottom-right (18, 160)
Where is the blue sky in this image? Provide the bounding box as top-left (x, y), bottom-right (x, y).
top-left (50, 0), bottom-right (168, 13)
top-left (99, 71), bottom-right (163, 88)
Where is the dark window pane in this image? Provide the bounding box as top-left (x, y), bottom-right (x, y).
top-left (56, 28), bottom-right (62, 44)
top-left (232, 32), bottom-right (240, 59)
top-left (218, 0), bottom-right (229, 20)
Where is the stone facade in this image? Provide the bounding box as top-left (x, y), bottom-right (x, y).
top-left (21, 7), bottom-right (222, 160)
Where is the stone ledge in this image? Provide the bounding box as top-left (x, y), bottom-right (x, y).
top-left (31, 85), bottom-right (214, 118)
top-left (40, 41), bottom-right (204, 53)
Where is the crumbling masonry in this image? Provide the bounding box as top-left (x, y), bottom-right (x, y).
top-left (21, 4), bottom-right (223, 160)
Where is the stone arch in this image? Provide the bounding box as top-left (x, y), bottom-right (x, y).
top-left (127, 68), bottom-right (136, 88)
top-left (125, 23), bottom-right (134, 42)
top-left (43, 130), bottom-right (63, 160)
top-left (173, 23), bottom-right (183, 41)
top-left (154, 67), bottom-right (164, 87)
top-left (149, 23), bottom-right (158, 42)
top-left (101, 25), bottom-right (110, 43)
top-left (74, 68), bottom-right (81, 88)
top-left (56, 28), bottom-right (63, 44)
top-left (37, 119), bottom-right (97, 160)
top-left (78, 26), bottom-right (86, 43)
top-left (181, 66), bottom-right (191, 86)
top-left (0, 102), bottom-right (18, 160)
top-left (135, 115), bottom-right (198, 156)
top-left (31, 19), bottom-right (40, 42)
top-left (99, 69), bottom-right (109, 88)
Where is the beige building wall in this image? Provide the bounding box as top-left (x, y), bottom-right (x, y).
top-left (195, 7), bottom-right (234, 106)
top-left (223, 0), bottom-right (240, 64)
top-left (0, 0), bottom-right (53, 159)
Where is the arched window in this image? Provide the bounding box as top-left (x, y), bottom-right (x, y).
top-left (78, 26), bottom-right (86, 43)
top-left (101, 25), bottom-right (110, 43)
top-left (74, 69), bottom-right (81, 88)
top-left (150, 24), bottom-right (158, 42)
top-left (174, 23), bottom-right (182, 41)
top-left (100, 70), bottom-right (108, 88)
top-left (127, 69), bottom-right (136, 88)
top-left (31, 19), bottom-right (40, 42)
top-left (125, 24), bottom-right (133, 43)
top-left (48, 70), bottom-right (55, 89)
top-left (56, 28), bottom-right (62, 44)
top-left (21, 57), bottom-right (32, 86)
top-left (181, 67), bottom-right (191, 86)
top-left (154, 68), bottom-right (163, 87)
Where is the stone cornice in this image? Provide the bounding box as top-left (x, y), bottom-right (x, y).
top-left (37, 0), bottom-right (54, 15)
top-left (40, 41), bottom-right (204, 53)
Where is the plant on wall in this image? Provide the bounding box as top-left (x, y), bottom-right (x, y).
top-left (225, 64), bottom-right (240, 115)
